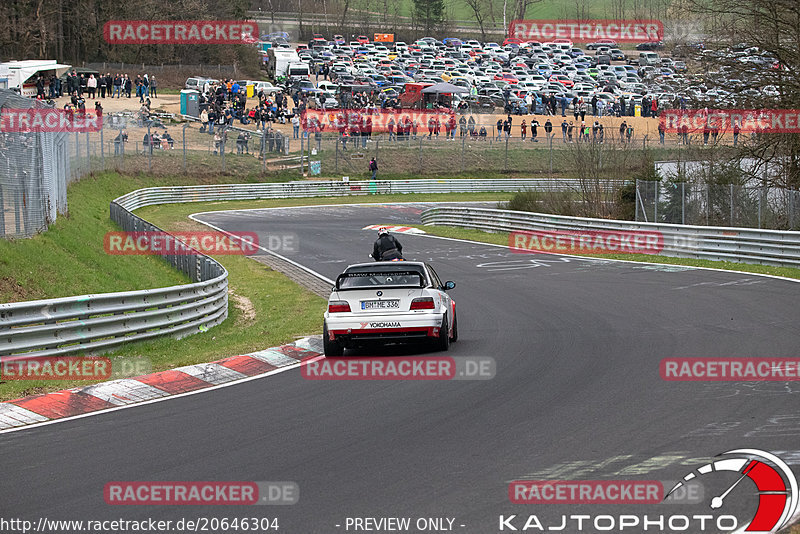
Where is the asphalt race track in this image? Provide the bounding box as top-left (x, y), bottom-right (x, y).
top-left (2, 202), bottom-right (800, 533)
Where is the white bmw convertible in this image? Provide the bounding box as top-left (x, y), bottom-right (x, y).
top-left (323, 261), bottom-right (457, 356)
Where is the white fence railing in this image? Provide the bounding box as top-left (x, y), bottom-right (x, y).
top-left (420, 206), bottom-right (800, 268)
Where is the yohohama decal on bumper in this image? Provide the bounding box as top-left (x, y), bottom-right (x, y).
top-left (360, 322), bottom-right (402, 328)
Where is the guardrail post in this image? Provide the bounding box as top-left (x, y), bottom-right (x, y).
top-left (681, 182), bottom-right (685, 225)
top-left (654, 180), bottom-right (658, 222)
top-left (182, 123), bottom-right (188, 174)
top-left (461, 134), bottom-right (465, 174)
top-left (300, 135), bottom-right (305, 176)
top-left (119, 126), bottom-right (124, 172)
top-left (418, 138), bottom-right (423, 174)
top-left (221, 127), bottom-right (226, 172)
top-left (730, 183), bottom-right (734, 225)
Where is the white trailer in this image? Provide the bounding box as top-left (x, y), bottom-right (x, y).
top-left (267, 49), bottom-right (301, 80)
top-left (0, 60), bottom-right (71, 97)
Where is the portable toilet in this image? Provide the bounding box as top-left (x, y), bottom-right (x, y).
top-left (246, 83), bottom-right (255, 98)
top-left (634, 104), bottom-right (641, 117)
top-left (180, 89), bottom-right (200, 116)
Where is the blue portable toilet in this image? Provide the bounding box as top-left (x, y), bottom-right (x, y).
top-left (180, 89), bottom-right (199, 117)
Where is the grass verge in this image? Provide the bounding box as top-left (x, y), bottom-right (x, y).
top-left (414, 225), bottom-right (800, 280)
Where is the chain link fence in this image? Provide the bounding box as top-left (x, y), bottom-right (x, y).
top-left (636, 180), bottom-right (800, 230)
top-left (0, 91), bottom-right (71, 238)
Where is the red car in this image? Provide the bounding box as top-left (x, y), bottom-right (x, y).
top-left (494, 72), bottom-right (519, 84)
top-left (357, 35), bottom-right (370, 44)
top-left (549, 74), bottom-right (574, 88)
top-left (503, 37), bottom-right (523, 46)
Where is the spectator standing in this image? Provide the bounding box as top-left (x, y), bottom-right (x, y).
top-left (87, 75), bottom-right (97, 98)
top-left (544, 119), bottom-right (553, 142)
top-left (369, 158), bottom-right (378, 180)
top-left (292, 114), bottom-right (300, 139)
top-left (520, 119), bottom-right (527, 140)
top-left (561, 119), bottom-right (568, 142)
top-left (124, 75), bottom-right (132, 98)
top-left (733, 122), bottom-right (740, 146)
top-left (113, 74), bottom-right (122, 98)
top-left (114, 129), bottom-right (128, 155)
top-left (150, 76), bottom-right (157, 98)
top-left (658, 121), bottom-right (665, 144)
top-left (135, 75), bottom-right (143, 102)
top-left (200, 108), bottom-right (209, 133)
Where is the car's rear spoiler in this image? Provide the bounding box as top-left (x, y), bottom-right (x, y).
top-left (335, 270), bottom-right (426, 290)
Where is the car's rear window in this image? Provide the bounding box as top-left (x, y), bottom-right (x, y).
top-left (337, 270), bottom-right (425, 290)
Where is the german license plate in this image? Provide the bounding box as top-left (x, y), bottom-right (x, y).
top-left (361, 300), bottom-right (400, 310)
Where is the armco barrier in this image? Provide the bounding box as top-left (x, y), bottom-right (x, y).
top-left (111, 178), bottom-right (618, 211)
top-left (420, 207), bottom-right (800, 268)
top-left (0, 206), bottom-right (227, 359)
top-left (1, 178), bottom-right (586, 359)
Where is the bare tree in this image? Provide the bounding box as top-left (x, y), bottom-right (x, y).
top-left (684, 0), bottom-right (800, 188)
top-left (463, 0), bottom-right (489, 41)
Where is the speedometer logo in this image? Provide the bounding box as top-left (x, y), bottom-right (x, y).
top-left (665, 449), bottom-right (798, 532)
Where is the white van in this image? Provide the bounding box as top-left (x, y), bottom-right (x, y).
top-left (638, 52), bottom-right (661, 66)
top-left (287, 62), bottom-right (310, 78)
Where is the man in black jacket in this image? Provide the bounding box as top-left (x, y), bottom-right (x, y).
top-left (372, 227), bottom-right (403, 261)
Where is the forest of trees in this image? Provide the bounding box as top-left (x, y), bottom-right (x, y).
top-left (0, 0), bottom-right (257, 67)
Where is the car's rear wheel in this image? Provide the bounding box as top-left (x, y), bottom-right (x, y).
top-left (436, 316), bottom-right (450, 352)
top-left (323, 323), bottom-right (344, 357)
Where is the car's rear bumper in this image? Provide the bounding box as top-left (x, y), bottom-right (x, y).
top-left (326, 313), bottom-right (444, 342)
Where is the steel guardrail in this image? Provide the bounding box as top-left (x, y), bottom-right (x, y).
top-left (420, 206), bottom-right (800, 268)
top-left (0, 202), bottom-right (229, 359)
top-left (112, 178), bottom-right (619, 211)
top-left (2, 178), bottom-right (595, 359)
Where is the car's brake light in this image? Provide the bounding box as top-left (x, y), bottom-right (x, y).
top-left (328, 301), bottom-right (351, 313)
top-left (410, 297), bottom-right (435, 310)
